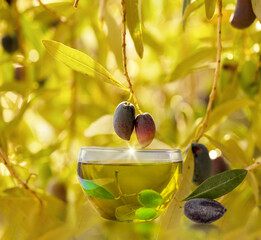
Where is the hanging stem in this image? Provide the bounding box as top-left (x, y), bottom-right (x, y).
top-left (121, 0), bottom-right (142, 114)
top-left (195, 0), bottom-right (222, 142)
top-left (0, 148), bottom-right (43, 207)
top-left (73, 0), bottom-right (80, 8)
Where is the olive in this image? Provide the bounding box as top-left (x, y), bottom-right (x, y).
top-left (184, 198), bottom-right (226, 224)
top-left (192, 143), bottom-right (212, 186)
top-left (113, 101), bottom-right (135, 140)
top-left (230, 0), bottom-right (256, 29)
top-left (135, 113), bottom-right (156, 148)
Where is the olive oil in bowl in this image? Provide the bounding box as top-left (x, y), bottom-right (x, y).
top-left (77, 149), bottom-right (182, 223)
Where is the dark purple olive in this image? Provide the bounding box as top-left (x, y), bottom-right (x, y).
top-left (113, 101), bottom-right (135, 140)
top-left (230, 0), bottom-right (256, 29)
top-left (184, 198), bottom-right (227, 224)
top-left (135, 113), bottom-right (155, 148)
top-left (14, 65), bottom-right (25, 81)
top-left (5, 0), bottom-right (12, 5)
top-left (47, 179), bottom-right (67, 202)
top-left (1, 35), bottom-right (18, 54)
top-left (211, 155), bottom-right (230, 176)
top-left (192, 143), bottom-right (212, 186)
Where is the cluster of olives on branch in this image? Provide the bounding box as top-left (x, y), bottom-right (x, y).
top-left (230, 0), bottom-right (257, 29)
top-left (185, 143), bottom-right (229, 224)
top-left (192, 143), bottom-right (229, 185)
top-left (113, 101), bottom-right (155, 148)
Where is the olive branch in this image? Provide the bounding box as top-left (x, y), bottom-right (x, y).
top-left (0, 148), bottom-right (43, 207)
top-left (195, 0), bottom-right (223, 142)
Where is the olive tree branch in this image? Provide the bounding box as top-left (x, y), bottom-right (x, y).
top-left (121, 0), bottom-right (142, 114)
top-left (219, 160), bottom-right (261, 204)
top-left (0, 148), bottom-right (43, 207)
top-left (246, 160), bottom-right (261, 171)
top-left (195, 0), bottom-right (222, 142)
top-left (73, 0), bottom-right (80, 8)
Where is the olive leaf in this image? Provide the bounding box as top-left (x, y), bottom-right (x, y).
top-left (205, 0), bottom-right (217, 20)
top-left (183, 169), bottom-right (248, 201)
top-left (252, 0), bottom-right (261, 22)
top-left (183, 0), bottom-right (204, 22)
top-left (84, 115), bottom-right (114, 137)
top-left (168, 47), bottom-right (216, 82)
top-left (126, 0), bottom-right (144, 58)
top-left (78, 177), bottom-right (115, 199)
top-left (161, 144), bottom-right (194, 229)
top-left (42, 40), bottom-right (129, 91)
top-left (207, 98), bottom-right (255, 130)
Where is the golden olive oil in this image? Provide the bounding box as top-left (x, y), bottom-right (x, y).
top-left (78, 161), bottom-right (182, 222)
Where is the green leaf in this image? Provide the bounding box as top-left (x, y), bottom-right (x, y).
top-left (205, 0), bottom-right (217, 20)
top-left (126, 0), bottom-right (144, 58)
top-left (207, 98), bottom-right (255, 130)
top-left (161, 144), bottom-right (194, 229)
top-left (252, 0), bottom-right (261, 22)
top-left (79, 177), bottom-right (115, 199)
top-left (183, 0), bottom-right (204, 22)
top-left (115, 205), bottom-right (137, 221)
top-left (104, 9), bottom-right (123, 70)
top-left (168, 47), bottom-right (216, 82)
top-left (183, 169), bottom-right (248, 201)
top-left (84, 115), bottom-right (114, 137)
top-left (182, 0), bottom-right (191, 15)
top-left (205, 135), bottom-right (249, 168)
top-left (42, 40), bottom-right (129, 91)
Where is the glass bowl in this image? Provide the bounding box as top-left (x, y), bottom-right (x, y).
top-left (77, 147), bottom-right (183, 222)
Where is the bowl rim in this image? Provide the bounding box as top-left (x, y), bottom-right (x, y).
top-left (79, 146), bottom-right (182, 154)
top-left (78, 147), bottom-right (183, 163)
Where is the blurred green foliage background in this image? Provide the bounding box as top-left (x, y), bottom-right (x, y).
top-left (1, 0), bottom-right (261, 239)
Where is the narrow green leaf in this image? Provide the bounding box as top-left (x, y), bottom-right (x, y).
top-left (183, 0), bottom-right (204, 22)
top-left (79, 177), bottom-right (115, 199)
top-left (126, 0), bottom-right (144, 58)
top-left (161, 144), bottom-right (194, 229)
top-left (42, 40), bottom-right (129, 91)
top-left (205, 135), bottom-right (249, 168)
top-left (84, 115), bottom-right (114, 137)
top-left (205, 0), bottom-right (217, 20)
top-left (207, 98), bottom-right (255, 130)
top-left (168, 47), bottom-right (216, 82)
top-left (183, 169), bottom-right (248, 201)
top-left (104, 9), bottom-right (123, 70)
top-left (182, 0), bottom-right (191, 28)
top-left (182, 0), bottom-right (191, 15)
top-left (252, 0), bottom-right (261, 22)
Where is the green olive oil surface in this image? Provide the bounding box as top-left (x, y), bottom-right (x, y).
top-left (77, 161), bottom-right (182, 222)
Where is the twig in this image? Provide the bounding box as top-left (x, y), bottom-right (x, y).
top-left (37, 0), bottom-right (67, 23)
top-left (73, 0), bottom-right (79, 8)
top-left (0, 148), bottom-right (43, 207)
top-left (195, 0), bottom-right (222, 142)
top-left (219, 160), bottom-right (261, 204)
top-left (246, 160), bottom-right (261, 171)
top-left (99, 0), bottom-right (106, 28)
top-left (25, 173), bottom-right (38, 185)
top-left (121, 0), bottom-right (142, 114)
